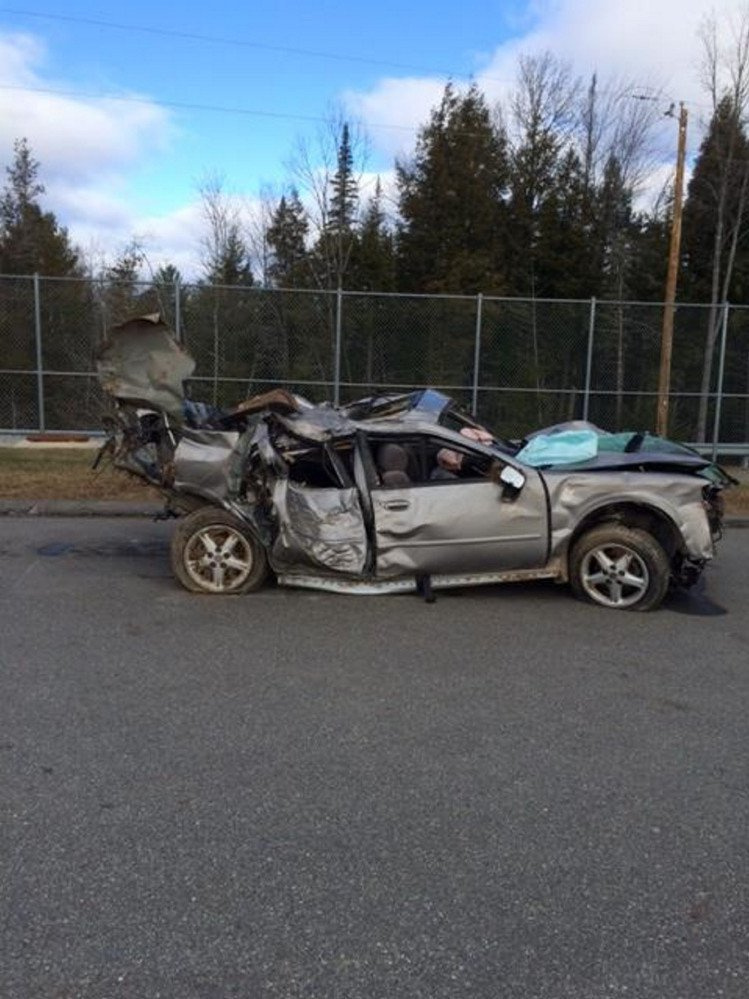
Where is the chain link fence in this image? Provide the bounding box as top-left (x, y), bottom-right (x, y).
top-left (1, 274), bottom-right (748, 452)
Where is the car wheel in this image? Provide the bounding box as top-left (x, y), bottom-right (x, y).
top-left (569, 524), bottom-right (670, 611)
top-left (170, 507), bottom-right (268, 595)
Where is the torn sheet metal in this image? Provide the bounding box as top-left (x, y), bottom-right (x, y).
top-left (273, 406), bottom-right (357, 442)
top-left (96, 314), bottom-right (194, 418)
top-left (173, 430), bottom-right (240, 503)
top-left (270, 480), bottom-right (367, 576)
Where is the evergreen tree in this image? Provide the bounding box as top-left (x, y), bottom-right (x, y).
top-left (681, 96), bottom-right (749, 438)
top-left (348, 178), bottom-right (396, 291)
top-left (328, 123), bottom-right (359, 234)
top-left (396, 83), bottom-right (509, 293)
top-left (152, 263), bottom-right (183, 288)
top-left (681, 96), bottom-right (749, 303)
top-left (99, 241), bottom-right (158, 324)
top-left (204, 228), bottom-right (254, 286)
top-left (199, 177), bottom-right (254, 287)
top-left (0, 138), bottom-right (81, 275)
top-left (533, 147), bottom-right (593, 297)
top-left (313, 122), bottom-right (360, 288)
top-left (266, 189), bottom-right (309, 287)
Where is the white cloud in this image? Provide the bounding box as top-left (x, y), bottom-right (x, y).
top-left (345, 0), bottom-right (747, 175)
top-left (0, 29), bottom-right (178, 262)
top-left (0, 33), bottom-right (170, 182)
top-left (74, 201), bottom-right (206, 280)
top-left (343, 77), bottom-right (448, 161)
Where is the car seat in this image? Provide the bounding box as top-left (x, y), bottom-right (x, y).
top-left (377, 443), bottom-right (412, 487)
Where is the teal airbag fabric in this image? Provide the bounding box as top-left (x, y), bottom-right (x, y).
top-left (516, 430), bottom-right (599, 466)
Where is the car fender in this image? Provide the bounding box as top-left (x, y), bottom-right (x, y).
top-left (541, 471), bottom-right (713, 564)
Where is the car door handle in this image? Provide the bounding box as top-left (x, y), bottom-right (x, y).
top-left (382, 499), bottom-right (410, 510)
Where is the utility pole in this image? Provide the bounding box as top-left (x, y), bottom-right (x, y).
top-left (656, 102), bottom-right (688, 437)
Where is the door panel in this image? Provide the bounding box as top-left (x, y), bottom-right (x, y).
top-left (372, 475), bottom-right (548, 577)
top-left (271, 480), bottom-right (368, 576)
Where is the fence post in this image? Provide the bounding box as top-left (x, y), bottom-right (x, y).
top-left (711, 301), bottom-right (730, 462)
top-left (333, 286), bottom-right (343, 406)
top-left (33, 273), bottom-right (45, 432)
top-left (174, 278), bottom-right (182, 342)
top-left (472, 293), bottom-right (483, 416)
top-left (583, 296), bottom-right (596, 422)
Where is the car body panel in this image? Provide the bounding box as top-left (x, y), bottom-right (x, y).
top-left (542, 471), bottom-right (715, 561)
top-left (173, 430), bottom-right (240, 503)
top-left (270, 480), bottom-right (368, 576)
top-left (96, 314), bottom-right (195, 418)
top-left (371, 476), bottom-right (549, 577)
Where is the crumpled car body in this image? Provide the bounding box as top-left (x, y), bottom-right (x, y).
top-left (95, 316), bottom-right (730, 610)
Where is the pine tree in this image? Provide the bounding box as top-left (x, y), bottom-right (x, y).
top-left (533, 147), bottom-right (592, 297)
top-left (151, 263), bottom-right (183, 330)
top-left (266, 189), bottom-right (309, 287)
top-left (99, 241), bottom-right (159, 324)
top-left (681, 96), bottom-right (749, 439)
top-left (348, 178), bottom-right (395, 291)
top-left (396, 83), bottom-right (509, 293)
top-left (0, 138), bottom-right (81, 275)
top-left (313, 122), bottom-right (361, 288)
top-left (682, 96), bottom-right (749, 303)
top-left (328, 123), bottom-right (358, 234)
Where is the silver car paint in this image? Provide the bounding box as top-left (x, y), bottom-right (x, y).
top-left (542, 470), bottom-right (714, 562)
top-left (97, 315), bottom-right (195, 418)
top-left (270, 479), bottom-right (368, 576)
top-left (371, 475), bottom-right (549, 577)
top-left (173, 430), bottom-right (240, 503)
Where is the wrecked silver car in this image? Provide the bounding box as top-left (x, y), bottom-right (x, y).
top-left (96, 314), bottom-right (730, 611)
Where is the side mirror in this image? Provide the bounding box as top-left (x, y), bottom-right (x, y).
top-left (499, 465), bottom-right (526, 492)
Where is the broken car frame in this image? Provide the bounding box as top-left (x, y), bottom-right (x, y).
top-left (95, 315), bottom-right (730, 610)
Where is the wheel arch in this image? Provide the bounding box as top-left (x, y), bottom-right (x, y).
top-left (566, 502), bottom-right (683, 567)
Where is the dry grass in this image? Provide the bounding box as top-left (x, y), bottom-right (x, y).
top-left (726, 479), bottom-right (749, 514)
top-left (1, 444), bottom-right (747, 513)
top-left (0, 446), bottom-right (159, 501)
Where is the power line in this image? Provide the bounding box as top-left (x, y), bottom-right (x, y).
top-left (0, 4), bottom-right (658, 102)
top-left (0, 6), bottom-right (488, 82)
top-left (3, 81), bottom-right (721, 151)
top-left (0, 82), bottom-right (420, 132)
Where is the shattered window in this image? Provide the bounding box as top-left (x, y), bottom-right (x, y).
top-left (283, 442), bottom-right (353, 489)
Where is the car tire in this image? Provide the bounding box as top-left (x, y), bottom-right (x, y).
top-left (170, 506), bottom-right (269, 595)
top-left (569, 524), bottom-right (671, 611)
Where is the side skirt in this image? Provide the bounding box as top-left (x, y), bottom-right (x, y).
top-left (277, 566), bottom-right (563, 596)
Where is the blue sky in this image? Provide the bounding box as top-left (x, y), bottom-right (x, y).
top-left (0, 0), bottom-right (741, 276)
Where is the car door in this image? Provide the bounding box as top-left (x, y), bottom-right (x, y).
top-left (370, 443), bottom-right (549, 578)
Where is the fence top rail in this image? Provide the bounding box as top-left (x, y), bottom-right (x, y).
top-left (0, 273), bottom-right (736, 311)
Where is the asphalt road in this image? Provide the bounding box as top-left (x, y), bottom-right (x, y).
top-left (1, 517), bottom-right (748, 999)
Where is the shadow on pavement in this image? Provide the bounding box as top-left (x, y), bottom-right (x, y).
top-left (663, 579), bottom-right (727, 617)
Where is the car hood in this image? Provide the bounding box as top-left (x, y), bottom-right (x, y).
top-left (515, 421), bottom-right (727, 481)
top-left (96, 314), bottom-right (195, 418)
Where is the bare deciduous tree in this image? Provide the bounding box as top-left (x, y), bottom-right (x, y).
top-left (696, 7), bottom-right (749, 441)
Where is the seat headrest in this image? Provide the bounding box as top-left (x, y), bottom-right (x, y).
top-left (377, 443), bottom-right (409, 472)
